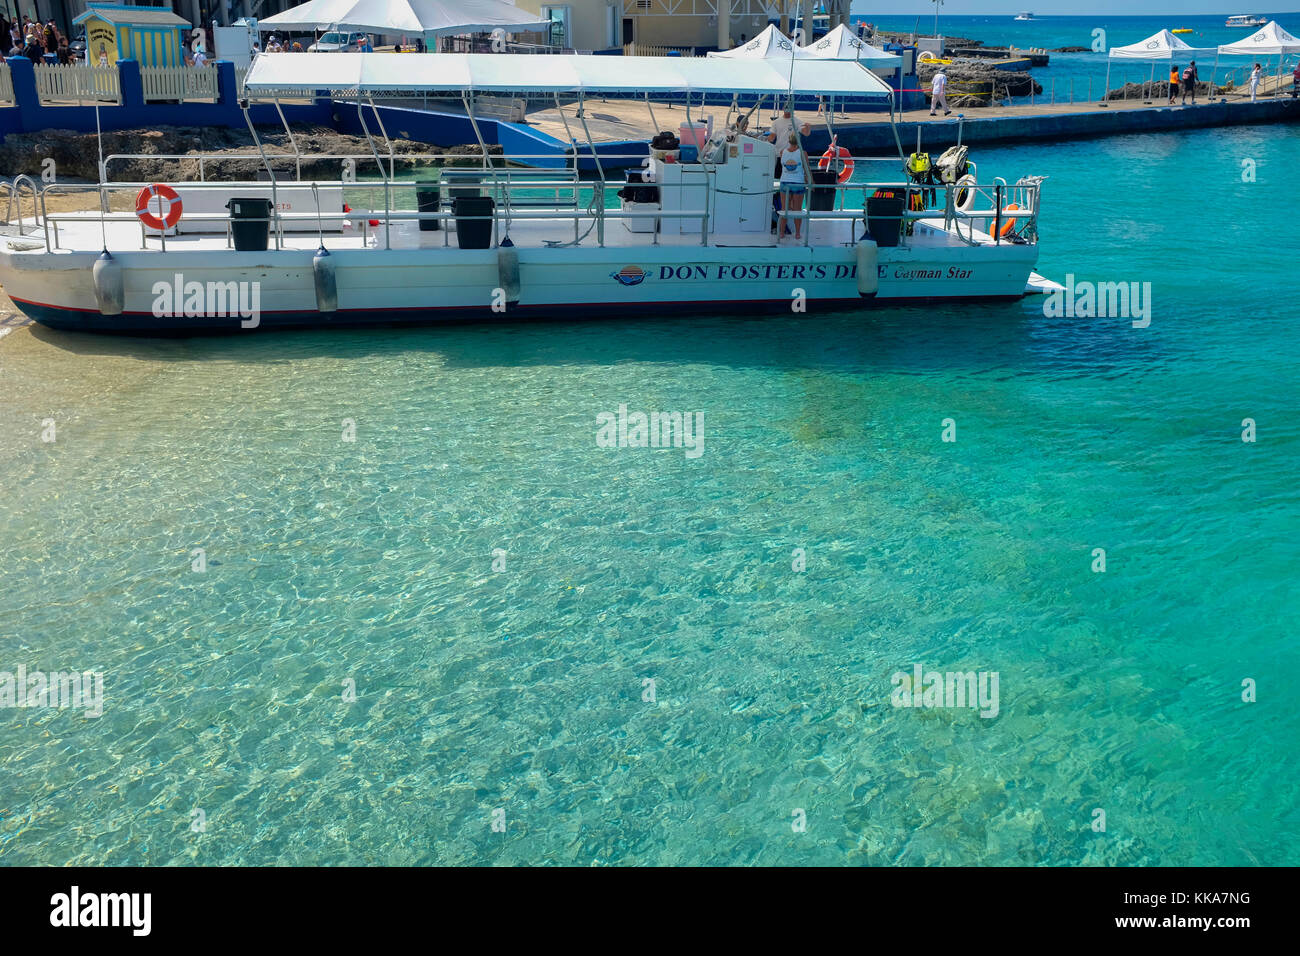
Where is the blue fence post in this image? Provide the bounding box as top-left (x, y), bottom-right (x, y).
top-left (215, 60), bottom-right (237, 106)
top-left (117, 58), bottom-right (143, 109)
top-left (8, 56), bottom-right (40, 127)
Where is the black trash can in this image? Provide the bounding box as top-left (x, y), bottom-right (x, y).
top-left (453, 196), bottom-right (495, 250)
top-left (226, 198), bottom-right (273, 252)
top-left (865, 193), bottom-right (905, 248)
top-left (415, 180), bottom-right (440, 232)
top-left (810, 169), bottom-right (837, 212)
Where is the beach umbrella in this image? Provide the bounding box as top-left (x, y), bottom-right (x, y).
top-left (1102, 30), bottom-right (1215, 105)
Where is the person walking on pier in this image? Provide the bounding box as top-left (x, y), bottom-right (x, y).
top-left (1181, 61), bottom-right (1198, 105)
top-left (930, 69), bottom-right (951, 116)
top-left (1169, 65), bottom-right (1179, 105)
top-left (1249, 63), bottom-right (1261, 102)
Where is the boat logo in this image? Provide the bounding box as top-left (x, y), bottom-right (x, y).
top-left (612, 265), bottom-right (648, 286)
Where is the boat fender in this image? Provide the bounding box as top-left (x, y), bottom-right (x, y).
top-left (955, 174), bottom-right (977, 212)
top-left (91, 250), bottom-right (124, 316)
top-left (312, 246), bottom-right (338, 313)
top-left (497, 246), bottom-right (521, 304)
top-left (856, 240), bottom-right (879, 297)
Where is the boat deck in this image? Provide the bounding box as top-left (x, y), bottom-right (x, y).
top-left (19, 210), bottom-right (985, 255)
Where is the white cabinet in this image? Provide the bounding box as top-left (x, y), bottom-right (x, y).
top-left (653, 159), bottom-right (711, 235)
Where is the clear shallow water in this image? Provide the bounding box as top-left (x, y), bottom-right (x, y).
top-left (1, 125), bottom-right (1298, 865)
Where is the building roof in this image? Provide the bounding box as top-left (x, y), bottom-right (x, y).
top-left (73, 4), bottom-right (190, 27)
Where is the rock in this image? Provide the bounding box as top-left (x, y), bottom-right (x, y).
top-left (1052, 46), bottom-right (1091, 52)
top-left (918, 61), bottom-right (1042, 105)
top-left (1105, 79), bottom-right (1211, 101)
top-left (0, 125), bottom-right (490, 182)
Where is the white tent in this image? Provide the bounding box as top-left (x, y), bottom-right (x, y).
top-left (259, 0), bottom-right (550, 39)
top-left (708, 24), bottom-right (811, 60)
top-left (243, 51), bottom-right (896, 97)
top-left (1103, 30), bottom-right (1214, 104)
top-left (1217, 21), bottom-right (1300, 99)
top-left (798, 24), bottom-right (902, 69)
top-left (1217, 20), bottom-right (1300, 54)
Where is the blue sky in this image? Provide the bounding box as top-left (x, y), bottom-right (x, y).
top-left (850, 4), bottom-right (1295, 14)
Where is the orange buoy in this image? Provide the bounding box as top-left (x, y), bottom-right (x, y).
top-left (990, 202), bottom-right (1022, 238)
top-left (135, 184), bottom-right (182, 231)
top-left (818, 145), bottom-right (855, 184)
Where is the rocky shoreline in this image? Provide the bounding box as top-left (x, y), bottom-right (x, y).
top-left (0, 126), bottom-right (501, 183)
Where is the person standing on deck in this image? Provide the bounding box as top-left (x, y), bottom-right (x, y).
top-left (1249, 63), bottom-right (1261, 102)
top-left (1182, 61), bottom-right (1198, 105)
top-left (930, 69), bottom-right (951, 116)
top-left (1168, 64), bottom-right (1179, 105)
top-left (777, 132), bottom-right (807, 242)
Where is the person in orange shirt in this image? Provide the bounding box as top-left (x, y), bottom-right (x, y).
top-left (1168, 65), bottom-right (1179, 105)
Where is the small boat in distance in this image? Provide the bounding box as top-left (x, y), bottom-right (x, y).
top-left (1225, 15), bottom-right (1267, 28)
top-left (1015, 12), bottom-right (1036, 21)
top-left (1171, 28), bottom-right (1194, 34)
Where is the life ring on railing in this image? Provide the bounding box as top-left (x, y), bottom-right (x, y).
top-left (955, 174), bottom-right (977, 212)
top-left (989, 202), bottom-right (1022, 238)
top-left (135, 183), bottom-right (182, 231)
top-left (818, 145), bottom-right (855, 184)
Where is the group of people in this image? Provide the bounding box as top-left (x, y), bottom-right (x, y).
top-left (3, 15), bottom-right (75, 65)
top-left (1168, 61), bottom-right (1199, 105)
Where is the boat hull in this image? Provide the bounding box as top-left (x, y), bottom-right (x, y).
top-left (0, 240), bottom-right (1038, 335)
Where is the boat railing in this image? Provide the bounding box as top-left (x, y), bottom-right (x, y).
top-left (30, 173), bottom-right (1040, 253)
top-left (1, 175), bottom-right (43, 238)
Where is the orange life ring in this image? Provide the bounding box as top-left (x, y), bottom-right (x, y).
top-left (136, 184), bottom-right (182, 231)
top-left (989, 202), bottom-right (1021, 238)
top-left (818, 145), bottom-right (855, 184)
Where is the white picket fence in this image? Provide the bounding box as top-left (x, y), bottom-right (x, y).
top-left (141, 65), bottom-right (218, 102)
top-left (33, 64), bottom-right (120, 105)
top-left (0, 63), bottom-right (13, 105)
top-left (623, 43), bottom-right (696, 57)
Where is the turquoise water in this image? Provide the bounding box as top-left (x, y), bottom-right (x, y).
top-left (1, 124), bottom-right (1298, 865)
top-left (851, 12), bottom-right (1300, 98)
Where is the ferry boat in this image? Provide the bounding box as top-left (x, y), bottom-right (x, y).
top-left (0, 53), bottom-right (1053, 335)
top-left (1225, 15), bottom-right (1267, 28)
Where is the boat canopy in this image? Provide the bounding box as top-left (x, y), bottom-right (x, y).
top-left (242, 51), bottom-right (895, 97)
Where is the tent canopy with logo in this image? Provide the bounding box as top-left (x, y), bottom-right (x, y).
top-left (708, 23), bottom-right (810, 60)
top-left (1216, 20), bottom-right (1300, 96)
top-left (1103, 30), bottom-right (1215, 103)
top-left (797, 23), bottom-right (901, 69)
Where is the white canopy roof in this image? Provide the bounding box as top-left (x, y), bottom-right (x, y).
top-left (1218, 20), bottom-right (1300, 55)
top-left (244, 51), bottom-right (895, 96)
top-left (798, 24), bottom-right (902, 68)
top-left (708, 24), bottom-right (811, 60)
top-left (259, 0), bottom-right (550, 37)
top-left (1108, 30), bottom-right (1214, 59)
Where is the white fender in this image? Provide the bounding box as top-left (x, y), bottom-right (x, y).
top-left (856, 240), bottom-right (879, 296)
top-left (91, 250), bottom-right (124, 316)
top-left (497, 244), bottom-right (520, 304)
top-left (956, 174), bottom-right (977, 213)
top-left (312, 246), bottom-right (338, 313)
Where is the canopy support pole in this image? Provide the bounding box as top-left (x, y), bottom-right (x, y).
top-left (272, 97), bottom-right (300, 181)
top-left (576, 91), bottom-right (606, 246)
top-left (644, 92), bottom-right (659, 135)
top-left (242, 103), bottom-right (280, 251)
top-left (356, 102), bottom-right (390, 250)
top-left (1101, 58), bottom-right (1111, 106)
top-left (1210, 50), bottom-right (1220, 99)
top-left (367, 96), bottom-right (396, 181)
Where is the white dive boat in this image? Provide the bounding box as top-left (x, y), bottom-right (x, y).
top-left (0, 53), bottom-right (1050, 335)
top-left (1014, 12), bottom-right (1036, 21)
top-left (1225, 15), bottom-right (1266, 28)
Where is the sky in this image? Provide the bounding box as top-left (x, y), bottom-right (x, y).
top-left (849, 4), bottom-right (1297, 14)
